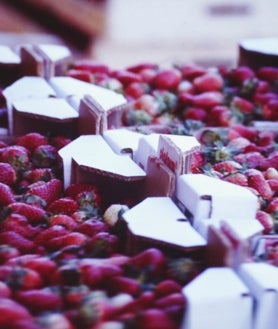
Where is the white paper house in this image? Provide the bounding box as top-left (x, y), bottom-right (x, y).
top-left (122, 196), bottom-right (206, 254)
top-left (49, 76), bottom-right (127, 131)
top-left (181, 267), bottom-right (253, 329)
top-left (175, 174), bottom-right (259, 223)
top-left (238, 262), bottom-right (278, 329)
top-left (12, 98), bottom-right (78, 137)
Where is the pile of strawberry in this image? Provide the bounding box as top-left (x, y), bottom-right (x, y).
top-left (0, 132), bottom-right (201, 329)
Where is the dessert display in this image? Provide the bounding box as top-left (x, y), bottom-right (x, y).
top-left (0, 41), bottom-right (278, 329)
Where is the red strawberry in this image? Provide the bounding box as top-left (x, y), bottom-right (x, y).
top-left (136, 308), bottom-right (177, 329)
top-left (0, 297), bottom-right (33, 328)
top-left (227, 136), bottom-right (251, 152)
top-left (86, 231), bottom-right (119, 258)
top-left (193, 72), bottom-right (223, 92)
top-left (257, 66), bottom-right (278, 83)
top-left (153, 292), bottom-right (186, 310)
top-left (15, 287), bottom-right (63, 314)
top-left (6, 266), bottom-right (43, 290)
top-left (77, 218), bottom-right (109, 237)
top-left (71, 60), bottom-right (110, 74)
top-left (50, 135), bottom-right (72, 150)
top-left (266, 197), bottom-right (278, 214)
top-left (0, 213), bottom-right (40, 239)
top-left (0, 244), bottom-right (20, 263)
top-left (47, 232), bottom-right (87, 251)
top-left (49, 214), bottom-right (78, 231)
top-left (106, 275), bottom-right (141, 297)
top-left (231, 96), bottom-right (254, 114)
top-left (192, 91), bottom-right (223, 109)
top-left (75, 189), bottom-right (101, 216)
top-left (253, 91), bottom-right (277, 106)
top-left (66, 69), bottom-right (91, 82)
top-left (206, 105), bottom-right (232, 126)
top-left (0, 145), bottom-right (30, 172)
top-left (15, 132), bottom-right (48, 153)
top-left (152, 69), bottom-right (182, 91)
top-left (0, 162), bottom-right (16, 186)
top-left (112, 69), bottom-right (142, 86)
top-left (245, 168), bottom-right (273, 200)
top-left (0, 281), bottom-right (11, 298)
top-left (0, 231), bottom-right (35, 254)
top-left (177, 63), bottom-right (207, 80)
top-left (27, 178), bottom-right (62, 205)
top-left (212, 160), bottom-right (242, 174)
top-left (34, 225), bottom-right (69, 247)
top-left (262, 99), bottom-right (278, 120)
top-left (230, 124), bottom-right (258, 142)
top-left (47, 197), bottom-right (78, 216)
top-left (23, 168), bottom-right (54, 183)
top-left (65, 183), bottom-right (99, 199)
top-left (256, 210), bottom-right (274, 234)
top-left (0, 182), bottom-right (16, 206)
top-left (126, 248), bottom-right (166, 279)
top-left (133, 94), bottom-right (160, 117)
top-left (267, 179), bottom-right (278, 194)
top-left (31, 144), bottom-right (58, 168)
top-left (154, 279), bottom-right (182, 298)
top-left (222, 172), bottom-right (248, 187)
top-left (124, 82), bottom-right (150, 100)
top-left (228, 66), bottom-right (255, 85)
top-left (62, 284), bottom-right (90, 308)
top-left (183, 107), bottom-right (207, 121)
top-left (7, 202), bottom-right (47, 225)
top-left (126, 62), bottom-right (158, 73)
top-left (190, 151), bottom-right (205, 173)
top-left (36, 312), bottom-right (74, 329)
top-left (233, 152), bottom-right (266, 170)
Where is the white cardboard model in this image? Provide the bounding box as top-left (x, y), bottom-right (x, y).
top-left (134, 133), bottom-right (160, 170)
top-left (175, 174), bottom-right (259, 223)
top-left (0, 45), bottom-right (21, 64)
top-left (122, 196), bottom-right (206, 253)
top-left (3, 76), bottom-right (57, 135)
top-left (182, 267), bottom-right (253, 329)
top-left (238, 262), bottom-right (278, 329)
top-left (158, 134), bottom-right (201, 176)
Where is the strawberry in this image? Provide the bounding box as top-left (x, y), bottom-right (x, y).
top-left (0, 162), bottom-right (17, 186)
top-left (126, 62), bottom-right (158, 74)
top-left (0, 182), bottom-right (16, 206)
top-left (0, 231), bottom-right (36, 254)
top-left (192, 91), bottom-right (223, 109)
top-left (50, 135), bottom-right (72, 150)
top-left (7, 255), bottom-right (57, 284)
top-left (15, 132), bottom-right (48, 153)
top-left (228, 66), bottom-right (255, 85)
top-left (0, 281), bottom-right (11, 298)
top-left (262, 99), bottom-right (278, 120)
top-left (153, 292), bottom-right (186, 310)
top-left (15, 287), bottom-right (63, 314)
top-left (23, 168), bottom-right (55, 183)
top-left (267, 179), bottom-right (278, 194)
top-left (177, 63), bottom-right (206, 80)
top-left (6, 266), bottom-right (43, 290)
top-left (36, 312), bottom-right (74, 329)
top-left (0, 297), bottom-right (33, 328)
top-left (126, 248), bottom-right (166, 279)
top-left (133, 94), bottom-right (160, 117)
top-left (47, 232), bottom-right (87, 251)
top-left (47, 197), bottom-right (78, 216)
top-left (230, 124), bottom-right (258, 142)
top-left (111, 69), bottom-right (142, 86)
top-left (222, 172), bottom-right (248, 187)
top-left (71, 60), bottom-right (110, 74)
top-left (265, 167), bottom-right (278, 180)
top-left (48, 214), bottom-right (78, 231)
top-left (27, 178), bottom-right (62, 205)
top-left (62, 284), bottom-right (91, 308)
top-left (86, 232), bottom-right (119, 258)
top-left (75, 190), bottom-right (101, 217)
top-left (124, 82), bottom-right (150, 100)
top-left (233, 152), bottom-right (266, 170)
top-left (231, 96), bottom-right (254, 114)
top-left (31, 144), bottom-right (58, 168)
top-left (212, 160), bottom-right (242, 175)
top-left (0, 244), bottom-right (20, 263)
top-left (227, 136), bottom-right (251, 152)
top-left (256, 210), bottom-right (274, 234)
top-left (77, 218), bottom-right (109, 236)
top-left (245, 168), bottom-right (273, 200)
top-left (154, 279), bottom-right (182, 298)
top-left (7, 202), bottom-right (47, 225)
top-left (166, 257), bottom-right (199, 285)
top-left (257, 66), bottom-right (278, 83)
top-left (193, 72), bottom-right (223, 92)
top-left (152, 69), bottom-right (182, 91)
top-left (266, 197), bottom-right (278, 214)
top-left (136, 308), bottom-right (177, 329)
top-left (253, 92), bottom-right (278, 106)
top-left (0, 145), bottom-right (30, 172)
top-left (190, 151), bottom-right (205, 173)
top-left (206, 105), bottom-right (232, 126)
top-left (106, 275), bottom-right (141, 297)
top-left (34, 225), bottom-right (69, 247)
top-left (66, 69), bottom-right (92, 82)
top-left (183, 107), bottom-right (207, 121)
top-left (65, 183), bottom-right (99, 200)
top-left (0, 213), bottom-right (40, 239)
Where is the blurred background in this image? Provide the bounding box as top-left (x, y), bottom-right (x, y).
top-left (0, 0), bottom-right (277, 69)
